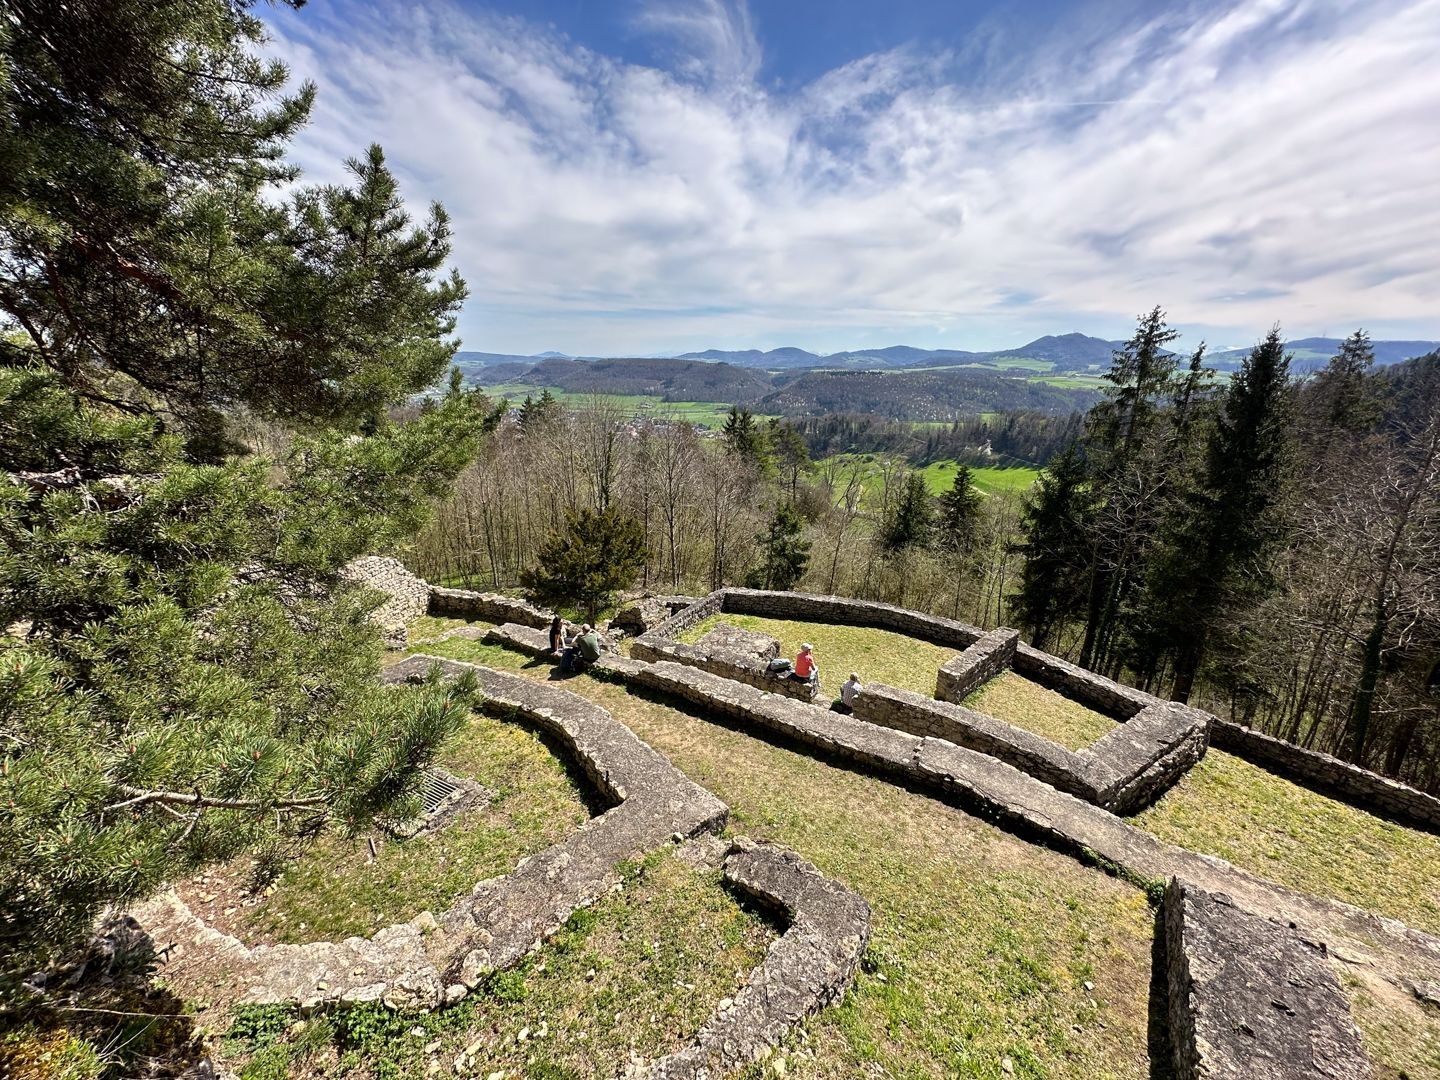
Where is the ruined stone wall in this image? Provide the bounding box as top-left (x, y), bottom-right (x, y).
top-left (428, 586), bottom-right (555, 629)
top-left (340, 556), bottom-right (431, 647)
top-left (1012, 643), bottom-right (1153, 720)
top-left (936, 628), bottom-right (1019, 703)
top-left (630, 636), bottom-right (821, 702)
top-left (720, 589), bottom-right (985, 649)
top-left (1213, 720), bottom-right (1440, 831)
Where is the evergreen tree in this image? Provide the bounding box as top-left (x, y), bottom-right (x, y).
top-left (518, 389), bottom-right (562, 432)
top-left (1145, 328), bottom-right (1294, 702)
top-left (1009, 446), bottom-right (1095, 650)
top-left (745, 503), bottom-right (811, 590)
top-left (881, 472), bottom-right (933, 552)
top-left (520, 507), bottom-right (647, 622)
top-left (0, 0), bottom-right (486, 967)
top-left (766, 419), bottom-right (810, 500)
top-left (1077, 308), bottom-right (1183, 672)
top-left (722, 406), bottom-right (770, 470)
top-left (936, 465), bottom-right (983, 554)
top-left (1306, 330), bottom-right (1382, 438)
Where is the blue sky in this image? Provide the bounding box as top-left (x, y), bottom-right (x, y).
top-left (260, 0), bottom-right (1440, 356)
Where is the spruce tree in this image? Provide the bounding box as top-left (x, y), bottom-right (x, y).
top-left (1145, 329), bottom-right (1294, 702)
top-left (746, 503), bottom-right (811, 590)
top-left (881, 472), bottom-right (933, 552)
top-left (1077, 308), bottom-right (1182, 672)
top-left (936, 465), bottom-right (983, 554)
top-left (1009, 446), bottom-right (1095, 651)
top-left (721, 406), bottom-right (770, 470)
top-left (1, 0), bottom-right (486, 967)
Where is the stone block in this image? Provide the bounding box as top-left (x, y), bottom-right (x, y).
top-left (1165, 878), bottom-right (1373, 1079)
top-left (697, 622), bottom-right (781, 661)
top-left (936, 627), bottom-right (1020, 702)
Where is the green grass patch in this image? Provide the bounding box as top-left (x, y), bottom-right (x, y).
top-left (224, 851), bottom-right (772, 1079)
top-left (915, 458), bottom-right (1041, 496)
top-left (1340, 968), bottom-right (1440, 1080)
top-left (678, 613), bottom-right (957, 699)
top-left (222, 709), bottom-right (588, 944)
top-left (523, 674), bottom-right (1156, 1078)
top-left (1027, 374), bottom-right (1109, 389)
top-left (964, 672), bottom-right (1117, 750)
top-left (1133, 749), bottom-right (1440, 934)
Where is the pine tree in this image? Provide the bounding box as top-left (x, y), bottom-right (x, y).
top-left (519, 389), bottom-right (562, 432)
top-left (1009, 446), bottom-right (1095, 650)
top-left (746, 503), bottom-right (811, 590)
top-left (1077, 308), bottom-right (1183, 672)
top-left (0, 0), bottom-right (486, 967)
top-left (722, 406), bottom-right (770, 470)
top-left (1306, 330), bottom-right (1382, 438)
top-left (520, 507), bottom-right (647, 623)
top-left (766, 419), bottom-right (810, 500)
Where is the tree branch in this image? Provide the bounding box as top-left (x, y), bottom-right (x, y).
top-left (107, 785), bottom-right (327, 814)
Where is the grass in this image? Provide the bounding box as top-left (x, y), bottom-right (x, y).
top-left (964, 672), bottom-right (1117, 750)
top-left (818, 452), bottom-right (1041, 506)
top-left (1026, 374), bottom-right (1109, 390)
top-left (223, 850), bottom-right (774, 1079)
top-left (678, 612), bottom-right (958, 698)
top-left (1133, 748), bottom-right (1440, 936)
top-left (217, 710), bottom-right (589, 945)
top-left (397, 633), bottom-right (1156, 1077)
top-left (915, 458), bottom-right (1041, 496)
top-left (1340, 969), bottom-right (1440, 1080)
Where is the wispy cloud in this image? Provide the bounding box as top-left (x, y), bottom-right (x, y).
top-left (262, 0), bottom-right (1440, 353)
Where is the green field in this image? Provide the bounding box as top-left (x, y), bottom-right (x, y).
top-left (475, 383), bottom-right (767, 428)
top-left (820, 453), bottom-right (1040, 504)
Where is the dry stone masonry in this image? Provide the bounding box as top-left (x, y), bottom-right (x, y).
top-left (1212, 720), bottom-right (1440, 832)
top-left (340, 556), bottom-right (431, 648)
top-left (1165, 878), bottom-right (1374, 1079)
top-left (428, 586), bottom-right (556, 628)
top-left (640, 590), bottom-right (1210, 812)
top-left (642, 840), bottom-right (871, 1080)
top-left (135, 657), bottom-right (729, 1010)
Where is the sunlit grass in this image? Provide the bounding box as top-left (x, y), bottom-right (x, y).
top-left (679, 613), bottom-right (957, 699)
top-left (964, 671), bottom-right (1117, 751)
top-left (1134, 748), bottom-right (1440, 935)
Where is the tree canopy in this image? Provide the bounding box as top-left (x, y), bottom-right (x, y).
top-left (1, 0), bottom-right (488, 968)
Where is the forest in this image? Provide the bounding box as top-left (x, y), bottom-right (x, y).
top-left (411, 314), bottom-right (1440, 792)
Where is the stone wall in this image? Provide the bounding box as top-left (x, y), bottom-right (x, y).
top-left (428, 586), bottom-right (555, 629)
top-left (340, 556), bottom-right (431, 648)
top-left (720, 588), bottom-right (985, 649)
top-left (853, 683), bottom-right (1209, 814)
top-left (1212, 720), bottom-right (1440, 832)
top-left (631, 636), bottom-right (821, 703)
top-left (1012, 643), bottom-right (1154, 720)
top-left (936, 628), bottom-right (1019, 703)
top-left (1164, 878), bottom-right (1373, 1079)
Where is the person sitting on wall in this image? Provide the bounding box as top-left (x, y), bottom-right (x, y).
top-left (548, 615), bottom-right (564, 656)
top-left (838, 672), bottom-right (862, 714)
top-left (791, 643), bottom-right (818, 686)
top-left (575, 624), bottom-right (604, 669)
top-left (560, 625), bottom-right (582, 672)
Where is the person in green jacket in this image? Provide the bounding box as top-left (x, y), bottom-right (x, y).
top-left (576, 624), bottom-right (603, 667)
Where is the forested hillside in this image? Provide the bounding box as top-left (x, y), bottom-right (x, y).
top-left (414, 317), bottom-right (1440, 792)
top-left (759, 368), bottom-right (1101, 418)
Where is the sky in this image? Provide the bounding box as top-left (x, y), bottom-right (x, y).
top-left (259, 0), bottom-right (1440, 356)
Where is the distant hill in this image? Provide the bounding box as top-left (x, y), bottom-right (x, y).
top-left (759, 369), bottom-right (1101, 421)
top-left (678, 346), bottom-right (822, 369)
top-left (1207, 337), bottom-right (1440, 372)
top-left (470, 356), bottom-right (773, 403)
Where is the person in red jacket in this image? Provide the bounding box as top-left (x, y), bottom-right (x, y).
top-left (791, 643), bottom-right (817, 685)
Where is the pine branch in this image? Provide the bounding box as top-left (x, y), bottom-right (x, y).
top-left (106, 785), bottom-right (327, 814)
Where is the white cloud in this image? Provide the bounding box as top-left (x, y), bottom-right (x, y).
top-left (261, 0), bottom-right (1440, 353)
